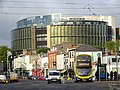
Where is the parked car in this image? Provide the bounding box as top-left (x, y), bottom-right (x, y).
top-left (9, 72), bottom-right (19, 82)
top-left (44, 76), bottom-right (48, 81)
top-left (0, 75), bottom-right (8, 84)
top-left (37, 76), bottom-right (44, 80)
top-left (28, 75), bottom-right (33, 80)
top-left (32, 76), bottom-right (39, 80)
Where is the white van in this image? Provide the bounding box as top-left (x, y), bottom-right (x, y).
top-left (47, 70), bottom-right (61, 84)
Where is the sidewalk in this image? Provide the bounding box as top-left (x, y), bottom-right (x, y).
top-left (109, 81), bottom-right (120, 90)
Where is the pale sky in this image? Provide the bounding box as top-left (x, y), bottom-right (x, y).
top-left (0, 0), bottom-right (120, 48)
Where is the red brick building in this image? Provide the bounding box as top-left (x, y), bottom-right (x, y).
top-left (48, 50), bottom-right (57, 69)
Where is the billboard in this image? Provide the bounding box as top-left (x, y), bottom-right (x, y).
top-left (41, 57), bottom-right (48, 69)
top-left (57, 54), bottom-right (64, 70)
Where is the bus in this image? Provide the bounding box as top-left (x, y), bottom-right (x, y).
top-left (74, 54), bottom-right (93, 82)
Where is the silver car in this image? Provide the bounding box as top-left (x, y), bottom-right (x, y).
top-left (0, 75), bottom-right (8, 84)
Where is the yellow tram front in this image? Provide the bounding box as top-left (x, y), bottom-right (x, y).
top-left (74, 54), bottom-right (93, 82)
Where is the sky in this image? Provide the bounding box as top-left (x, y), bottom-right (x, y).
top-left (0, 0), bottom-right (120, 48)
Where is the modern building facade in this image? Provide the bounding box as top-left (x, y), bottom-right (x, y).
top-left (16, 13), bottom-right (61, 28)
top-left (11, 13), bottom-right (61, 53)
top-left (11, 13), bottom-right (115, 53)
top-left (47, 20), bottom-right (112, 50)
top-left (11, 26), bottom-right (47, 54)
top-left (11, 27), bottom-right (33, 53)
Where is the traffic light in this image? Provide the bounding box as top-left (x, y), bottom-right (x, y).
top-left (98, 57), bottom-right (101, 66)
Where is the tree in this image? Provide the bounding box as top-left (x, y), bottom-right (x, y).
top-left (35, 47), bottom-right (50, 54)
top-left (0, 46), bottom-right (11, 71)
top-left (105, 40), bottom-right (120, 53)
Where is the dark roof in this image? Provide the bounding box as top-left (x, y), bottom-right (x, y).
top-left (76, 45), bottom-right (100, 52)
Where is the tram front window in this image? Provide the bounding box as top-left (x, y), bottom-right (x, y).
top-left (76, 68), bottom-right (92, 76)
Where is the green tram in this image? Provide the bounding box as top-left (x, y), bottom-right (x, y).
top-left (74, 54), bottom-right (93, 82)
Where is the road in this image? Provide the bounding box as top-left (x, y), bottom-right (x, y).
top-left (0, 79), bottom-right (111, 90)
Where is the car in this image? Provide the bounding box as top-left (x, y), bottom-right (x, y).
top-left (37, 76), bottom-right (44, 80)
top-left (28, 75), bottom-right (33, 80)
top-left (44, 76), bottom-right (48, 81)
top-left (32, 76), bottom-right (39, 80)
top-left (0, 75), bottom-right (8, 84)
top-left (9, 72), bottom-right (19, 82)
top-left (47, 69), bottom-right (61, 84)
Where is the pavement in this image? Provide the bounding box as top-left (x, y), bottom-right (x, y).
top-left (64, 79), bottom-right (120, 90)
top-left (109, 81), bottom-right (120, 90)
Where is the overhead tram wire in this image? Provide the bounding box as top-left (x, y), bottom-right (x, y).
top-left (0, 1), bottom-right (84, 5)
top-left (0, 3), bottom-right (120, 16)
top-left (1, 11), bottom-right (120, 16)
top-left (1, 6), bottom-right (120, 9)
top-left (1, 1), bottom-right (120, 6)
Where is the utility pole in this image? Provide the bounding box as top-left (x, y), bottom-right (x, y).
top-left (97, 53), bottom-right (101, 81)
top-left (7, 50), bottom-right (12, 82)
top-left (115, 29), bottom-right (119, 83)
top-left (115, 44), bottom-right (118, 83)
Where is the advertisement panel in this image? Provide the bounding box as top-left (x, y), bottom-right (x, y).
top-left (100, 67), bottom-right (106, 79)
top-left (57, 54), bottom-right (64, 70)
top-left (41, 57), bottom-right (48, 69)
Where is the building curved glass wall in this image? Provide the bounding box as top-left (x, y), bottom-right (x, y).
top-left (16, 13), bottom-right (62, 28)
top-left (48, 20), bottom-right (112, 49)
top-left (11, 27), bottom-right (32, 51)
top-left (17, 15), bottom-right (51, 28)
top-left (11, 26), bottom-right (47, 52)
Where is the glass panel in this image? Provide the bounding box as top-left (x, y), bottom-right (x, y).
top-left (76, 68), bottom-right (92, 76)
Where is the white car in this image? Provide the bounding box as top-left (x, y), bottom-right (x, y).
top-left (0, 75), bottom-right (8, 84)
top-left (47, 70), bottom-right (61, 84)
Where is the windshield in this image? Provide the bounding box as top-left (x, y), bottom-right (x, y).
top-left (49, 72), bottom-right (60, 76)
top-left (0, 75), bottom-right (6, 80)
top-left (76, 68), bottom-right (92, 76)
top-left (76, 55), bottom-right (91, 68)
top-left (77, 55), bottom-right (91, 62)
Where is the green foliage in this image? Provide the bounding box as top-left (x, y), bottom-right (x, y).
top-left (105, 40), bottom-right (120, 52)
top-left (0, 46), bottom-right (11, 71)
top-left (36, 47), bottom-right (50, 54)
